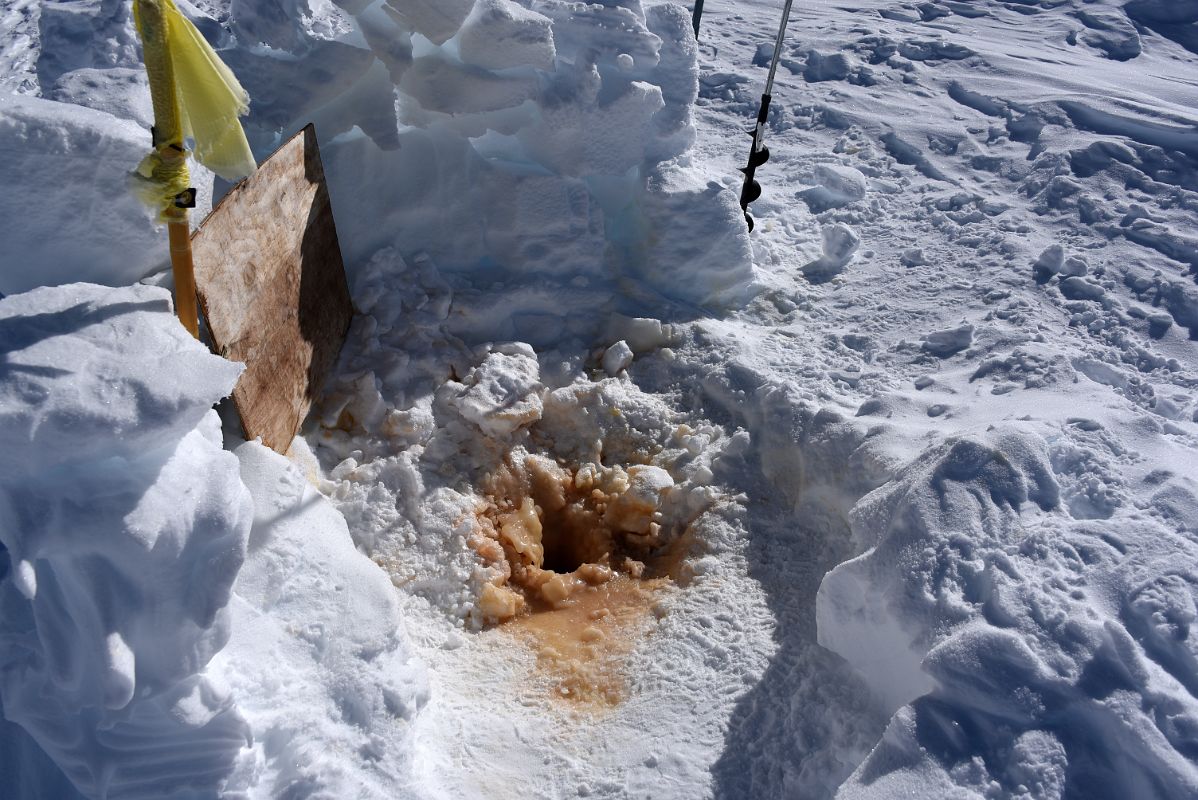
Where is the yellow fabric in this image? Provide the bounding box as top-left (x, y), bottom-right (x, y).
top-left (133, 0), bottom-right (256, 182)
top-left (130, 148), bottom-right (191, 223)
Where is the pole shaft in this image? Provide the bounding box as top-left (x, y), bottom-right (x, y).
top-left (167, 218), bottom-right (199, 338)
top-left (764, 0), bottom-right (796, 97)
top-left (137, 0), bottom-right (198, 338)
top-left (137, 0), bottom-right (182, 147)
top-left (692, 0), bottom-right (705, 38)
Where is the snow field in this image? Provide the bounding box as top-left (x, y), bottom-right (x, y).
top-left (2, 0), bottom-right (1198, 798)
top-left (686, 1), bottom-right (1198, 796)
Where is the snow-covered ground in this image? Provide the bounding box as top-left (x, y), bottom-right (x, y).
top-left (2, 1), bottom-right (1198, 798)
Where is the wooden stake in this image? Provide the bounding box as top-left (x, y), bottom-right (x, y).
top-left (167, 213), bottom-right (199, 338)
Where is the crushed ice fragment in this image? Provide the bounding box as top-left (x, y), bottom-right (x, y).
top-left (603, 340), bottom-right (635, 376)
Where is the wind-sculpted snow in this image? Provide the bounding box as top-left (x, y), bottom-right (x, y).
top-left (820, 431), bottom-right (1198, 798)
top-left (818, 432), bottom-right (1061, 715)
top-left (0, 283), bottom-right (252, 798)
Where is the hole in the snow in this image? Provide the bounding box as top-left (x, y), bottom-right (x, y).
top-left (471, 454), bottom-right (694, 706)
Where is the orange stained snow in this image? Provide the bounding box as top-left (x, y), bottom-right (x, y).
top-left (507, 575), bottom-right (671, 708)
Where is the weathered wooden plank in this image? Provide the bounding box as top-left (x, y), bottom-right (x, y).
top-left (192, 124), bottom-right (352, 453)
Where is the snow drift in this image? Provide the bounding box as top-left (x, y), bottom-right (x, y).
top-left (820, 430), bottom-right (1198, 799)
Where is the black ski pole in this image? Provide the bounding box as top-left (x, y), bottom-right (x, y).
top-left (692, 0), bottom-right (704, 38)
top-left (739, 0), bottom-right (795, 232)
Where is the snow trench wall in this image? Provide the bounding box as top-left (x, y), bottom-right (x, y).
top-left (0, 284), bottom-right (252, 799)
top-left (221, 0), bottom-right (755, 311)
top-left (700, 358), bottom-right (1198, 798)
top-left (0, 1), bottom-right (754, 315)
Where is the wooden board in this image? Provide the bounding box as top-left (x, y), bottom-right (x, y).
top-left (192, 124), bottom-right (352, 453)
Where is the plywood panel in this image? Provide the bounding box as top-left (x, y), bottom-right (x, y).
top-left (192, 124), bottom-right (352, 453)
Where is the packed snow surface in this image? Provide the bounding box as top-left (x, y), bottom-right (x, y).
top-left (2, 0), bottom-right (1198, 799)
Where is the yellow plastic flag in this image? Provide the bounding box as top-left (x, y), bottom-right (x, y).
top-left (133, 0), bottom-right (257, 182)
top-left (133, 0), bottom-right (256, 338)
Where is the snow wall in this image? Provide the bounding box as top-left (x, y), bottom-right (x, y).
top-left (0, 283), bottom-right (252, 797)
top-left (0, 283), bottom-right (429, 798)
top-left (224, 0), bottom-right (754, 312)
top-left (0, 0), bottom-right (755, 315)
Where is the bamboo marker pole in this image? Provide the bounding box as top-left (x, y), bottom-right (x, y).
top-left (136, 0), bottom-right (200, 339)
top-left (166, 198), bottom-right (199, 338)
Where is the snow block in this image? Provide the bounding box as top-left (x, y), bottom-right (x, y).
top-left (644, 3), bottom-right (699, 161)
top-left (401, 55), bottom-right (542, 116)
top-left (458, 0), bottom-right (556, 72)
top-left (231, 0), bottom-right (332, 51)
top-left (0, 95), bottom-right (213, 296)
top-left (322, 128), bottom-right (492, 270)
top-left (637, 163), bottom-right (756, 308)
top-left (482, 172), bottom-right (607, 277)
top-left (533, 0), bottom-right (662, 68)
top-left (799, 164), bottom-right (868, 212)
top-left (445, 342), bottom-right (545, 437)
top-left (520, 79), bottom-right (666, 177)
top-left (221, 41), bottom-right (385, 143)
top-left (383, 0), bottom-right (474, 45)
top-left (0, 283), bottom-right (252, 799)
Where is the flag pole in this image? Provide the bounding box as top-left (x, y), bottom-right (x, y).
top-left (135, 0), bottom-right (200, 338)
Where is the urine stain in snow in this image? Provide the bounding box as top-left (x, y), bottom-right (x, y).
top-left (471, 454), bottom-right (694, 707)
top-left (506, 576), bottom-right (671, 707)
